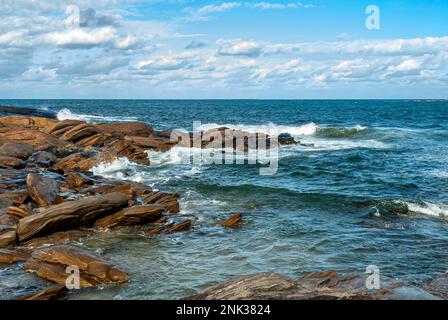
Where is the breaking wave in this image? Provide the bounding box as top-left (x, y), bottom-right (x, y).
top-left (57, 108), bottom-right (138, 123)
top-left (374, 199), bottom-right (448, 217)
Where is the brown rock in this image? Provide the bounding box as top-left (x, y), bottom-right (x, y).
top-left (22, 229), bottom-right (92, 249)
top-left (17, 192), bottom-right (129, 242)
top-left (124, 136), bottom-right (176, 152)
top-left (61, 123), bottom-right (101, 143)
top-left (26, 173), bottom-right (59, 206)
top-left (0, 190), bottom-right (29, 207)
top-left (0, 129), bottom-right (66, 150)
top-left (45, 120), bottom-right (85, 136)
top-left (221, 213), bottom-right (242, 228)
top-left (7, 205), bottom-right (33, 218)
top-left (142, 191), bottom-right (180, 214)
top-left (0, 142), bottom-right (34, 159)
top-left (24, 245), bottom-right (129, 287)
top-left (75, 132), bottom-right (119, 148)
top-left (101, 122), bottom-right (154, 137)
top-left (53, 152), bottom-right (98, 171)
top-left (94, 205), bottom-right (164, 229)
top-left (165, 220), bottom-right (192, 233)
top-left (0, 249), bottom-right (30, 265)
top-left (19, 286), bottom-right (69, 300)
top-left (0, 225), bottom-right (17, 247)
top-left (0, 156), bottom-right (24, 169)
top-left (0, 116), bottom-right (57, 128)
top-left (66, 172), bottom-right (95, 189)
top-left (103, 139), bottom-right (150, 165)
top-left (85, 181), bottom-right (152, 199)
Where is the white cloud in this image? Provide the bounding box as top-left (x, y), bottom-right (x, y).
top-left (44, 27), bottom-right (118, 48)
top-left (217, 40), bottom-right (262, 57)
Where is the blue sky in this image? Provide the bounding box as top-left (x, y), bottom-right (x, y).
top-left (0, 0), bottom-right (447, 98)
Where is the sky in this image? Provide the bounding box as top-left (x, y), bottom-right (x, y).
top-left (0, 0), bottom-right (447, 99)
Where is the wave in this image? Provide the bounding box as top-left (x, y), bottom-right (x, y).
top-left (57, 108), bottom-right (139, 123)
top-left (197, 122), bottom-right (318, 136)
top-left (316, 125), bottom-right (367, 138)
top-left (375, 199), bottom-right (448, 217)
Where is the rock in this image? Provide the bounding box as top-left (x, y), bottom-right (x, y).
top-left (103, 139), bottom-right (150, 165)
top-left (0, 213), bottom-right (19, 226)
top-left (66, 172), bottom-right (95, 189)
top-left (0, 106), bottom-right (56, 119)
top-left (45, 120), bottom-right (85, 136)
top-left (7, 205), bottom-right (33, 218)
top-left (0, 249), bottom-right (30, 266)
top-left (124, 136), bottom-right (176, 153)
top-left (166, 220), bottom-right (192, 233)
top-left (94, 205), bottom-right (164, 229)
top-left (187, 271), bottom-right (438, 300)
top-left (142, 192), bottom-right (180, 214)
top-left (0, 156), bottom-right (25, 169)
top-left (17, 192), bottom-right (129, 242)
top-left (61, 123), bottom-right (101, 143)
top-left (221, 213), bottom-right (242, 228)
top-left (75, 132), bottom-right (119, 148)
top-left (423, 273), bottom-right (448, 299)
top-left (0, 143), bottom-right (34, 159)
top-left (22, 229), bottom-right (92, 249)
top-left (0, 190), bottom-right (29, 207)
top-left (0, 129), bottom-right (66, 150)
top-left (26, 173), bottom-right (59, 207)
top-left (19, 286), bottom-right (69, 300)
top-left (26, 151), bottom-right (57, 168)
top-left (101, 122), bottom-right (154, 137)
top-left (53, 152), bottom-right (99, 171)
top-left (0, 225), bottom-right (17, 247)
top-left (278, 133), bottom-right (297, 145)
top-left (24, 245), bottom-right (129, 287)
top-left (85, 181), bottom-right (152, 199)
top-left (0, 116), bottom-right (57, 128)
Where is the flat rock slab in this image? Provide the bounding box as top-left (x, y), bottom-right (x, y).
top-left (0, 248), bottom-right (30, 266)
top-left (24, 245), bottom-right (129, 288)
top-left (19, 286), bottom-right (69, 300)
top-left (17, 192), bottom-right (129, 242)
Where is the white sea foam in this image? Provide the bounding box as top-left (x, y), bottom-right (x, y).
top-left (406, 201), bottom-right (448, 217)
top-left (197, 122), bottom-right (318, 136)
top-left (298, 138), bottom-right (389, 151)
top-left (57, 108), bottom-right (138, 123)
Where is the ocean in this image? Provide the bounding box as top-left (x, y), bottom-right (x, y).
top-left (1, 99), bottom-right (447, 299)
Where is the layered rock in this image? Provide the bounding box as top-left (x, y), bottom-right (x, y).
top-left (0, 225), bottom-right (17, 248)
top-left (17, 193), bottom-right (129, 242)
top-left (26, 173), bottom-right (59, 206)
top-left (101, 122), bottom-right (154, 137)
top-left (94, 205), bottom-right (164, 229)
top-left (142, 191), bottom-right (180, 214)
top-left (221, 213), bottom-right (242, 228)
top-left (24, 245), bottom-right (129, 287)
top-left (0, 249), bottom-right (30, 266)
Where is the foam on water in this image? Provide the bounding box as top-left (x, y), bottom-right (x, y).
top-left (198, 122), bottom-right (318, 136)
top-left (57, 108), bottom-right (138, 123)
top-left (407, 201), bottom-right (448, 217)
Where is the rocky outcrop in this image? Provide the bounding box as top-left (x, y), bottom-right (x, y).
top-left (103, 139), bottom-right (150, 165)
top-left (24, 245), bottom-right (129, 287)
top-left (0, 129), bottom-right (66, 150)
top-left (19, 286), bottom-right (69, 300)
top-left (17, 193), bottom-right (129, 242)
top-left (188, 271), bottom-right (439, 300)
top-left (61, 123), bottom-right (101, 143)
top-left (0, 248), bottom-right (30, 265)
top-left (26, 151), bottom-right (57, 168)
top-left (26, 173), bottom-right (59, 206)
top-left (142, 191), bottom-right (180, 214)
top-left (278, 133), bottom-right (297, 145)
top-left (0, 225), bottom-right (17, 248)
top-left (66, 172), bottom-right (95, 189)
top-left (0, 143), bottom-right (34, 159)
top-left (94, 205), bottom-right (164, 229)
top-left (101, 122), bottom-right (154, 137)
top-left (22, 229), bottom-right (92, 249)
top-left (0, 116), bottom-right (57, 128)
top-left (0, 156), bottom-right (24, 169)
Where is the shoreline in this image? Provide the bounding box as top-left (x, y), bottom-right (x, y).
top-left (0, 106), bottom-right (447, 300)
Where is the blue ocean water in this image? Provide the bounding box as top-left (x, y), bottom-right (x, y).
top-left (1, 99), bottom-right (448, 299)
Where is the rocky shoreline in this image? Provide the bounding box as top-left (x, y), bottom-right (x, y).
top-left (1, 107), bottom-right (447, 300)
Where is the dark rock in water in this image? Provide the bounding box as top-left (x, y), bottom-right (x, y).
top-left (0, 106), bottom-right (56, 119)
top-left (423, 273), bottom-right (448, 299)
top-left (0, 143), bottom-right (34, 160)
top-left (221, 213), bottom-right (242, 228)
top-left (19, 286), bottom-right (69, 300)
top-left (26, 151), bottom-right (57, 168)
top-left (278, 133), bottom-right (297, 145)
top-left (187, 271), bottom-right (439, 300)
top-left (17, 192), bottom-right (129, 242)
top-left (94, 205), bottom-right (164, 229)
top-left (26, 173), bottom-right (59, 207)
top-left (0, 249), bottom-right (30, 266)
top-left (23, 245), bottom-right (129, 288)
top-left (142, 191), bottom-right (180, 214)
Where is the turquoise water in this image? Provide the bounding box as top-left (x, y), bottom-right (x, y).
top-left (1, 99), bottom-right (448, 299)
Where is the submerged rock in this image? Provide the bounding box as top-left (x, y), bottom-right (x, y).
top-left (221, 213), bottom-right (242, 228)
top-left (17, 192), bottom-right (129, 242)
top-left (278, 133), bottom-right (297, 145)
top-left (24, 245), bottom-right (129, 288)
top-left (423, 273), bottom-right (448, 299)
top-left (142, 191), bottom-right (180, 214)
top-left (19, 286), bottom-right (69, 300)
top-left (22, 229), bottom-right (92, 249)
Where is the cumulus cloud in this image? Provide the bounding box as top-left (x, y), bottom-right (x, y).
top-left (217, 40), bottom-right (262, 57)
top-left (44, 27), bottom-right (118, 49)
